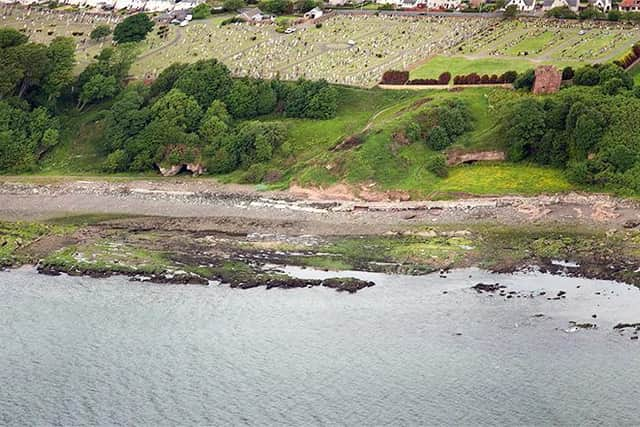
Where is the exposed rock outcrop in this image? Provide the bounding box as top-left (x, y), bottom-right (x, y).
top-left (158, 163), bottom-right (206, 177)
top-left (447, 150), bottom-right (505, 166)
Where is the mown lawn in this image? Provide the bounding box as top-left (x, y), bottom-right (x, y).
top-left (411, 56), bottom-right (538, 79)
top-left (504, 30), bottom-right (555, 56)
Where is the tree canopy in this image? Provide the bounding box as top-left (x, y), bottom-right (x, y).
top-left (113, 13), bottom-right (154, 44)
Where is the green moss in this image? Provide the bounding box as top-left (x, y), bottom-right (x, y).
top-left (42, 241), bottom-right (176, 275)
top-left (0, 221), bottom-right (74, 266)
top-left (298, 256), bottom-right (354, 271)
top-left (45, 213), bottom-right (140, 226)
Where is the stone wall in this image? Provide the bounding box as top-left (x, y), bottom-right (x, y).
top-left (532, 65), bottom-right (562, 95)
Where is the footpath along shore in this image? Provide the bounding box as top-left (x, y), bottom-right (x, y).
top-left (0, 178), bottom-right (639, 231)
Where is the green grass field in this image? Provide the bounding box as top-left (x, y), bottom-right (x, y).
top-left (411, 56), bottom-right (544, 79)
top-left (412, 19), bottom-right (640, 80)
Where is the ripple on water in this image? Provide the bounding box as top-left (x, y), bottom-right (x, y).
top-left (0, 267), bottom-right (639, 426)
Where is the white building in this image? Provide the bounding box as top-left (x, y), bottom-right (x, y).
top-left (505, 0), bottom-right (535, 12)
top-left (304, 6), bottom-right (323, 18)
top-left (426, 0), bottom-right (461, 9)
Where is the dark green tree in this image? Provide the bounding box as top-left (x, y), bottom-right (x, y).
top-left (173, 59), bottom-right (233, 108)
top-left (90, 24), bottom-right (112, 41)
top-left (113, 13), bottom-right (154, 44)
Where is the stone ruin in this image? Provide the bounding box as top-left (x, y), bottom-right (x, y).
top-left (532, 65), bottom-right (562, 95)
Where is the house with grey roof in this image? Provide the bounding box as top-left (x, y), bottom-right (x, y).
top-left (237, 7), bottom-right (274, 22)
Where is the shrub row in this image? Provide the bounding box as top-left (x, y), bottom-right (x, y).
top-left (452, 71), bottom-right (517, 85)
top-left (381, 71), bottom-right (452, 86)
top-left (382, 70), bottom-right (517, 86)
top-left (615, 43), bottom-right (640, 69)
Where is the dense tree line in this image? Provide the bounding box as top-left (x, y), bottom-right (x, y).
top-left (99, 59), bottom-right (337, 173)
top-left (0, 28), bottom-right (75, 104)
top-left (0, 28), bottom-right (75, 171)
top-left (500, 64), bottom-right (640, 193)
top-left (0, 23), bottom-right (337, 175)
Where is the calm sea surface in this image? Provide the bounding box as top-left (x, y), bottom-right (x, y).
top-left (1, 267), bottom-right (639, 426)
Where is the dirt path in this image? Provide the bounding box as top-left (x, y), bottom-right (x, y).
top-left (0, 179), bottom-right (639, 235)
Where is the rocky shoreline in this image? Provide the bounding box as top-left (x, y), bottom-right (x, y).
top-left (36, 260), bottom-right (376, 293)
top-left (2, 179), bottom-right (640, 291)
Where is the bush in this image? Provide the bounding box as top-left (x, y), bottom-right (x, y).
top-left (241, 163), bottom-right (269, 183)
top-left (579, 6), bottom-right (604, 20)
top-left (561, 66), bottom-right (575, 81)
top-left (221, 17), bottom-right (243, 26)
top-left (381, 70), bottom-right (409, 85)
top-left (500, 70), bottom-right (518, 83)
top-left (427, 126), bottom-right (451, 150)
top-left (566, 160), bottom-right (591, 184)
top-left (598, 63), bottom-right (633, 89)
top-left (426, 154), bottom-right (448, 177)
top-left (103, 149), bottom-right (128, 172)
top-left (573, 66), bottom-right (600, 86)
top-left (622, 164), bottom-right (640, 192)
top-left (90, 25), bottom-right (112, 41)
top-left (438, 72), bottom-right (451, 85)
top-left (608, 10), bottom-right (621, 21)
top-left (452, 72), bottom-right (514, 85)
top-left (513, 69), bottom-right (535, 91)
top-left (406, 122), bottom-right (421, 143)
top-left (192, 3), bottom-right (212, 19)
top-left (503, 4), bottom-right (518, 18)
top-left (545, 6), bottom-right (577, 19)
top-left (616, 43), bottom-right (640, 69)
top-left (602, 77), bottom-right (625, 95)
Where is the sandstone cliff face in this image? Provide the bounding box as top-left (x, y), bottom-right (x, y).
top-left (533, 66), bottom-right (562, 95)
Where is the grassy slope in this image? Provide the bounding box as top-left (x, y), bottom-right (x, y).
top-left (252, 86), bottom-right (572, 198)
top-left (630, 62), bottom-right (640, 85)
top-left (38, 106), bottom-right (107, 174)
top-left (35, 85), bottom-right (572, 198)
